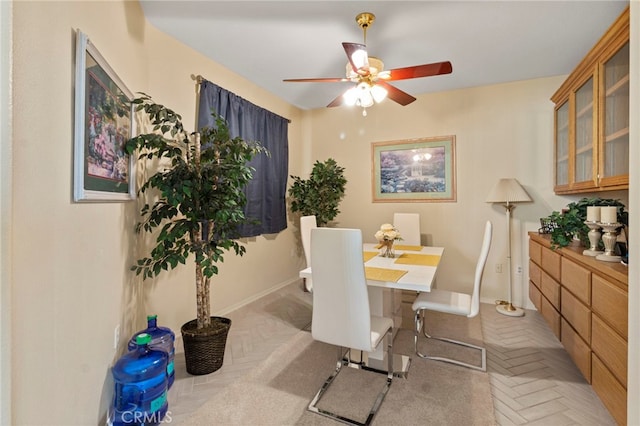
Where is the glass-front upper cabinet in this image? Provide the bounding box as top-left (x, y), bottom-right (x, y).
top-left (573, 76), bottom-right (597, 188)
top-left (551, 7), bottom-right (629, 195)
top-left (599, 41), bottom-right (629, 187)
top-left (554, 101), bottom-right (569, 189)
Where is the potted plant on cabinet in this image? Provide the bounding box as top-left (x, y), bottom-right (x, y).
top-left (288, 158), bottom-right (347, 227)
top-left (545, 197), bottom-right (628, 250)
top-left (125, 94), bottom-right (267, 375)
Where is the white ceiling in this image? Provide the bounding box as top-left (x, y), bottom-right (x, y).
top-left (140, 1), bottom-right (629, 110)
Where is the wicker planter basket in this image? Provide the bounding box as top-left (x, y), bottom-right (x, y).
top-left (181, 316), bottom-right (232, 375)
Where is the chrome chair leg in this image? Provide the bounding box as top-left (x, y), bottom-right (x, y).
top-left (414, 310), bottom-right (487, 372)
top-left (308, 329), bottom-right (394, 426)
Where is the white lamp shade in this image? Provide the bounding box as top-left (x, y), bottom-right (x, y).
top-left (486, 178), bottom-right (532, 204)
top-left (370, 84), bottom-right (388, 103)
top-left (343, 87), bottom-right (359, 106)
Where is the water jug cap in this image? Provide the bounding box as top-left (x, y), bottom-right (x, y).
top-left (136, 333), bottom-right (152, 346)
top-left (147, 314), bottom-right (158, 321)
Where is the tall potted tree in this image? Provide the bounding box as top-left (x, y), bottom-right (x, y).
top-left (125, 94), bottom-right (267, 375)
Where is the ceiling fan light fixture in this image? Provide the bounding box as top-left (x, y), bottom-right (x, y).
top-left (344, 81), bottom-right (385, 112)
top-left (284, 11), bottom-right (452, 111)
top-left (343, 86), bottom-right (360, 106)
top-left (371, 84), bottom-right (388, 103)
top-left (356, 82), bottom-right (374, 107)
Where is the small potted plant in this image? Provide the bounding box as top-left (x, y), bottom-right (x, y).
top-left (288, 158), bottom-right (347, 227)
top-left (125, 93), bottom-right (267, 375)
top-left (545, 197), bottom-right (627, 250)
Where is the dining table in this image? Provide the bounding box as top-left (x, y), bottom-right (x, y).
top-left (299, 242), bottom-right (445, 377)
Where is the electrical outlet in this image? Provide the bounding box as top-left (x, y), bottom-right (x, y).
top-left (495, 263), bottom-right (503, 273)
top-left (114, 324), bottom-right (120, 349)
top-left (516, 266), bottom-right (523, 274)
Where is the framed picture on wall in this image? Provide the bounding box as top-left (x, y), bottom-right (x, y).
top-left (73, 29), bottom-right (135, 202)
top-left (371, 136), bottom-right (456, 203)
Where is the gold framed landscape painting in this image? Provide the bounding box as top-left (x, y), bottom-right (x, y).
top-left (371, 136), bottom-right (456, 203)
top-left (73, 29), bottom-right (135, 202)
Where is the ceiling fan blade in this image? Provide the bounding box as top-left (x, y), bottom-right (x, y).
top-left (342, 42), bottom-right (369, 75)
top-left (283, 77), bottom-right (349, 83)
top-left (377, 81), bottom-right (416, 106)
top-left (326, 92), bottom-right (346, 108)
top-left (387, 61), bottom-right (453, 81)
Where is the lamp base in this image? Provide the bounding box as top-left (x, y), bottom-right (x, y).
top-left (495, 302), bottom-right (525, 317)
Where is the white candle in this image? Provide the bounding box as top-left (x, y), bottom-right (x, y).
top-left (586, 206), bottom-right (600, 222)
top-left (600, 206), bottom-right (617, 224)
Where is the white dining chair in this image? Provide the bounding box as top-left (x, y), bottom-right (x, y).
top-left (393, 213), bottom-right (421, 246)
top-left (412, 220), bottom-right (492, 371)
top-left (308, 227), bottom-right (394, 425)
top-left (300, 215), bottom-right (317, 292)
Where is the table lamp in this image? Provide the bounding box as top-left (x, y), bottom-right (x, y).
top-left (486, 178), bottom-right (532, 317)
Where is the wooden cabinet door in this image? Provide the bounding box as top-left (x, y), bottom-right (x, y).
top-left (599, 40), bottom-right (629, 189)
top-left (554, 100), bottom-right (570, 191)
top-left (571, 74), bottom-right (598, 191)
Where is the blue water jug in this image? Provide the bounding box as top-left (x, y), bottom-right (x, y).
top-left (110, 333), bottom-right (168, 426)
top-left (128, 315), bottom-right (175, 388)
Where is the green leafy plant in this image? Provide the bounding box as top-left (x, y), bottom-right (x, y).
top-left (125, 94), bottom-right (267, 330)
top-left (288, 158), bottom-right (347, 227)
top-left (546, 197), bottom-right (628, 250)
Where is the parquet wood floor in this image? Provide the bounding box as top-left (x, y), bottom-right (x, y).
top-left (167, 282), bottom-right (616, 425)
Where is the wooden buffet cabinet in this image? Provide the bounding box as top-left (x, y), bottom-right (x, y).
top-left (528, 232), bottom-right (628, 425)
top-left (552, 6), bottom-right (629, 195)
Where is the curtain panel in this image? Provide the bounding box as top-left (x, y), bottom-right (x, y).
top-left (197, 80), bottom-right (289, 237)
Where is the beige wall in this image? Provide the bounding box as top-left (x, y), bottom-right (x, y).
top-left (1, 1), bottom-right (12, 424)
top-left (6, 1), bottom-right (638, 425)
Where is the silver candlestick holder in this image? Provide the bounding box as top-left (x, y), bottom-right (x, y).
top-left (583, 221), bottom-right (603, 256)
top-left (595, 222), bottom-right (622, 262)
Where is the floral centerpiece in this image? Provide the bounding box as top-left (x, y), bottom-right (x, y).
top-left (375, 223), bottom-right (402, 258)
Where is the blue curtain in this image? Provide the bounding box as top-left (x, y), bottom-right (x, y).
top-left (197, 79), bottom-right (289, 237)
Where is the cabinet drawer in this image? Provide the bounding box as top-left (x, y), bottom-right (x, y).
top-left (541, 271), bottom-right (560, 309)
top-left (592, 354), bottom-right (626, 426)
top-left (541, 246), bottom-right (561, 281)
top-left (529, 260), bottom-right (541, 288)
top-left (591, 314), bottom-right (627, 387)
top-left (561, 257), bottom-right (591, 305)
top-left (541, 296), bottom-right (560, 339)
top-left (529, 240), bottom-right (542, 266)
top-left (561, 288), bottom-right (591, 342)
top-left (561, 318), bottom-right (591, 382)
top-left (592, 275), bottom-right (628, 339)
top-left (529, 282), bottom-right (541, 311)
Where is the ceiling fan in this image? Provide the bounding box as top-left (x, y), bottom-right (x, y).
top-left (283, 12), bottom-right (453, 115)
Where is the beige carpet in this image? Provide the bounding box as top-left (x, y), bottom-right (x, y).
top-left (180, 311), bottom-right (496, 425)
